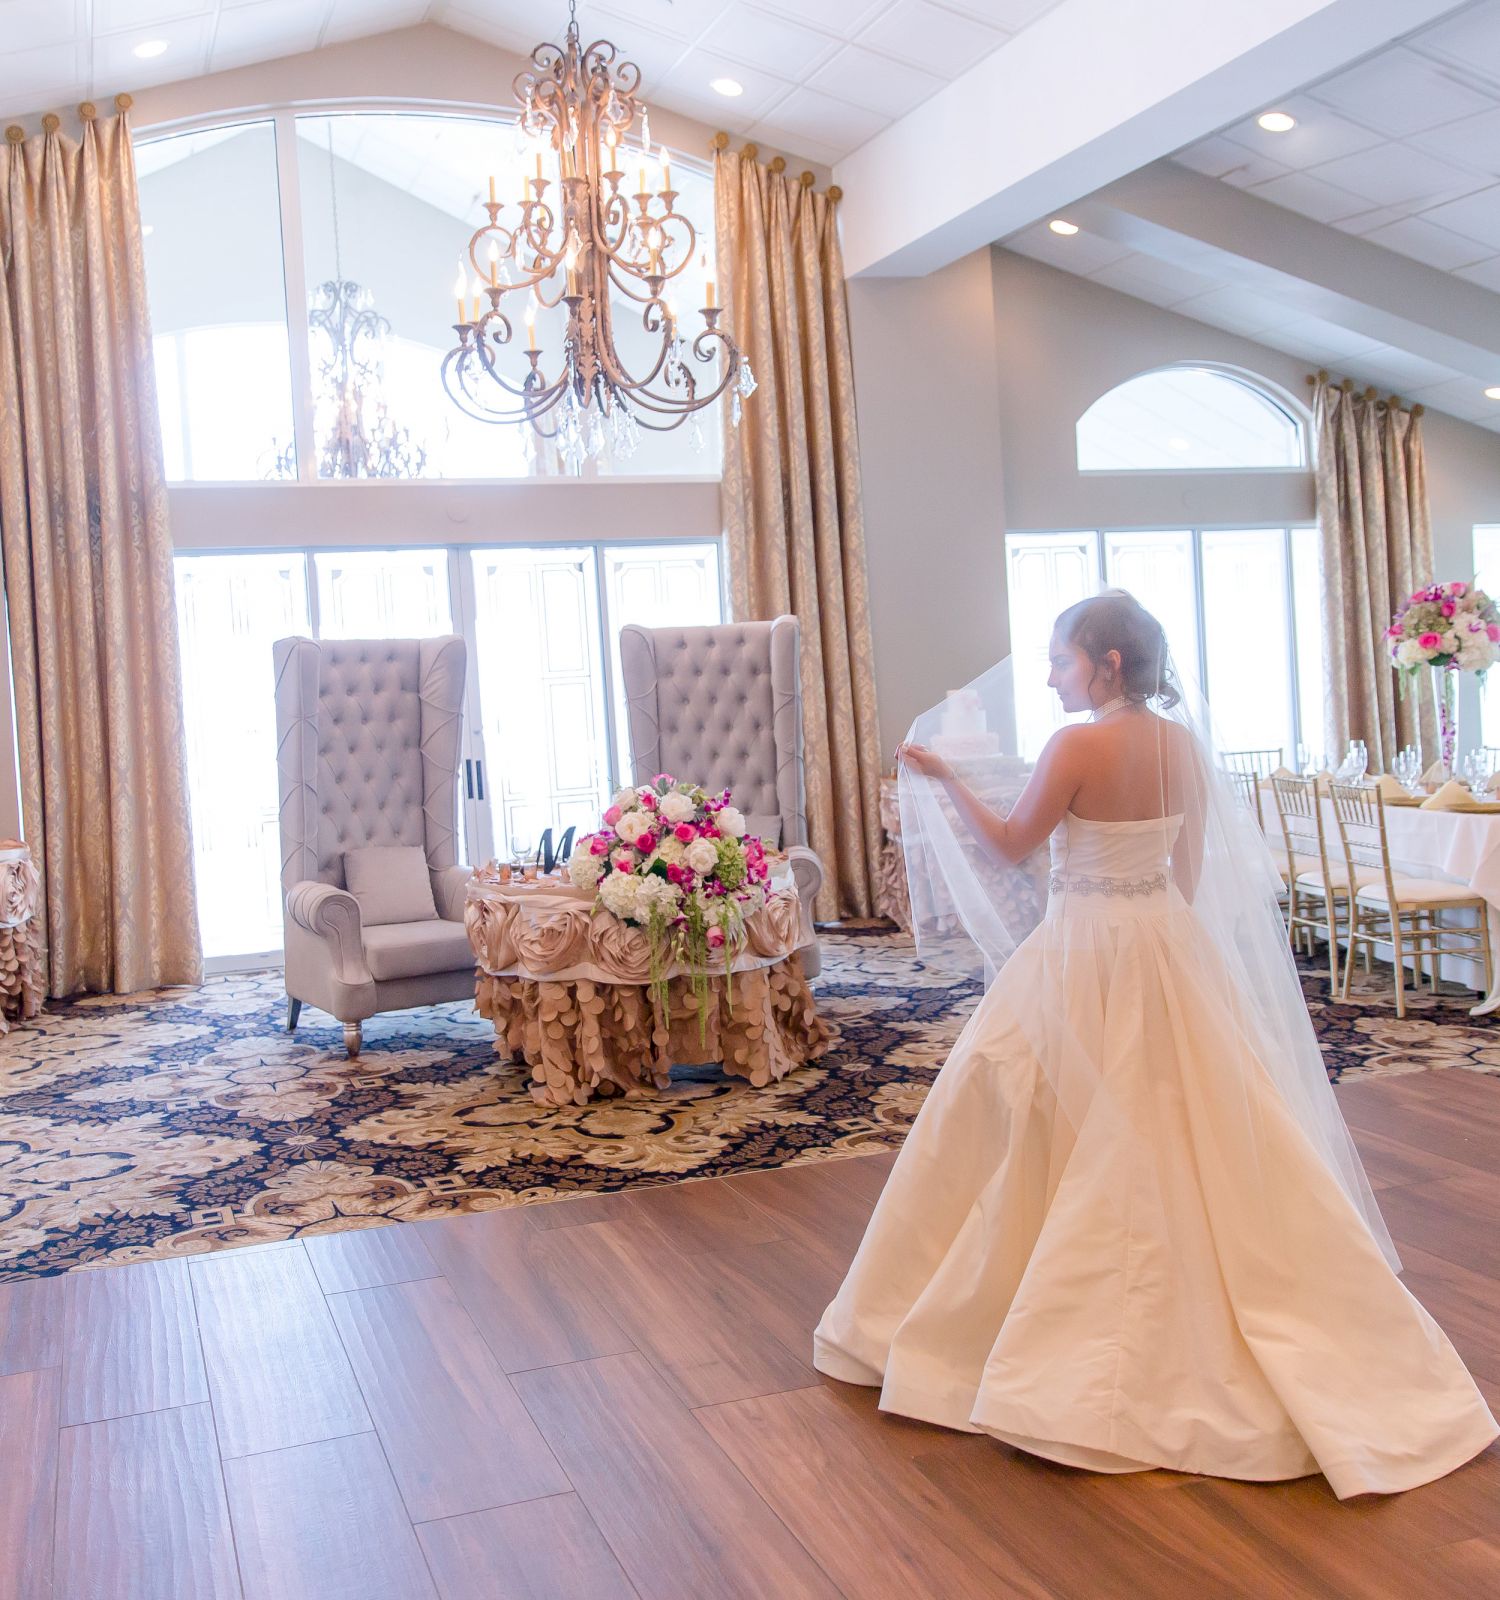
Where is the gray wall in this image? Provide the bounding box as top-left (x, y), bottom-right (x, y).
top-left (851, 244), bottom-right (1500, 759)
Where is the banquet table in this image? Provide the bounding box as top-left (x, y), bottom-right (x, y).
top-left (464, 861), bottom-right (833, 1106)
top-left (1266, 796), bottom-right (1500, 1015)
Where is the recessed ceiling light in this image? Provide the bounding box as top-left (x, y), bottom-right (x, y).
top-left (711, 77), bottom-right (743, 97)
top-left (1257, 111), bottom-right (1296, 133)
top-left (1048, 219), bottom-right (1079, 236)
top-left (133, 38), bottom-right (169, 59)
top-left (1485, 386), bottom-right (1500, 400)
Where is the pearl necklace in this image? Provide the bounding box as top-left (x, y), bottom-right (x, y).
top-left (1089, 695), bottom-right (1132, 722)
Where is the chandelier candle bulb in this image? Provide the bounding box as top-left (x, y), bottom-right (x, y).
top-left (525, 301), bottom-right (537, 350)
top-left (453, 262), bottom-right (468, 324)
top-left (660, 143), bottom-right (670, 192)
top-left (488, 174), bottom-right (496, 204)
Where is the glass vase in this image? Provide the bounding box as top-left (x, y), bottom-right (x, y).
top-left (1432, 663), bottom-right (1460, 781)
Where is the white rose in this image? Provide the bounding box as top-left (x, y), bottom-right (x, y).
top-left (654, 836), bottom-right (686, 866)
top-left (659, 792), bottom-right (695, 824)
top-left (611, 786), bottom-right (638, 810)
top-left (1396, 639), bottom-right (1426, 667)
top-left (615, 811), bottom-right (649, 845)
top-left (598, 872), bottom-right (642, 920)
top-left (568, 852), bottom-right (604, 889)
top-left (686, 837), bottom-right (719, 875)
top-left (717, 806), bottom-right (746, 838)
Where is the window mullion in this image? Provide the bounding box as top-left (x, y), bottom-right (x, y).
top-left (272, 109), bottom-right (318, 483)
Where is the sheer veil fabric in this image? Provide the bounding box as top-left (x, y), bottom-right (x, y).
top-left (815, 648), bottom-right (1498, 1497)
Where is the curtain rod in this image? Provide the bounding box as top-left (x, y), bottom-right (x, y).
top-left (1306, 369), bottom-right (1423, 417)
top-left (5, 93), bottom-right (134, 145)
top-left (710, 131), bottom-right (842, 201)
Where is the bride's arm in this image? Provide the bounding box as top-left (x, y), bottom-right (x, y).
top-left (901, 731), bottom-right (1081, 866)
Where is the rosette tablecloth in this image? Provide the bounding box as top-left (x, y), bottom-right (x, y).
top-left (466, 868), bottom-right (832, 1106)
top-left (0, 842), bottom-right (44, 1033)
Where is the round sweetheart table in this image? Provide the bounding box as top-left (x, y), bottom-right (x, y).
top-left (464, 863), bottom-right (833, 1107)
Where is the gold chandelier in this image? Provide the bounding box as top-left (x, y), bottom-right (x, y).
top-left (441, 0), bottom-right (755, 469)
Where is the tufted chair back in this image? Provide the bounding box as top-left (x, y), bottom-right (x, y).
top-left (273, 635), bottom-right (466, 891)
top-left (618, 616), bottom-right (806, 848)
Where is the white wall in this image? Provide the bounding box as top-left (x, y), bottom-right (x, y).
top-left (852, 244), bottom-right (1500, 761)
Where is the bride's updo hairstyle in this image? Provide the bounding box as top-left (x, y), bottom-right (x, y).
top-left (1055, 589), bottom-right (1181, 710)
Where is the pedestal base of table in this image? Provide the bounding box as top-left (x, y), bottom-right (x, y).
top-left (0, 843), bottom-right (43, 1035)
top-left (476, 955), bottom-right (833, 1107)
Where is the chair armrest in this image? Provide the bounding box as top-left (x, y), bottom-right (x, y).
top-left (785, 845), bottom-right (824, 924)
top-left (432, 863), bottom-right (473, 922)
top-left (285, 881), bottom-right (369, 986)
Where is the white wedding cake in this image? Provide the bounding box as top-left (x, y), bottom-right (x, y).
top-left (931, 689), bottom-right (1003, 760)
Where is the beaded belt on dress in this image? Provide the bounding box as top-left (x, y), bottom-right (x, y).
top-left (1047, 870), bottom-right (1169, 898)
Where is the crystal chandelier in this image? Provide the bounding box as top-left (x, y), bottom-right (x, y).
top-left (440, 0), bottom-right (755, 471)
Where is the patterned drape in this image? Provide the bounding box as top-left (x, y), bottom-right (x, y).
top-left (714, 143), bottom-right (883, 922)
top-left (1313, 378), bottom-right (1436, 772)
top-left (0, 106), bottom-right (201, 995)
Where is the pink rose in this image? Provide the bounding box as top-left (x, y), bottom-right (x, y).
top-left (701, 823), bottom-right (721, 839)
top-left (666, 863), bottom-right (686, 885)
top-left (1442, 601), bottom-right (1456, 617)
top-left (1449, 581), bottom-right (1468, 596)
top-left (636, 830), bottom-right (657, 853)
top-left (1488, 625), bottom-right (1500, 642)
top-left (674, 822), bottom-right (696, 843)
top-left (613, 850), bottom-right (634, 872)
top-left (653, 772), bottom-right (674, 787)
top-left (589, 835), bottom-right (611, 856)
top-left (1386, 625), bottom-right (1402, 638)
top-left (639, 790), bottom-right (657, 811)
top-left (1420, 632), bottom-right (1442, 649)
top-left (706, 926), bottom-right (725, 949)
top-left (603, 804), bottom-right (623, 826)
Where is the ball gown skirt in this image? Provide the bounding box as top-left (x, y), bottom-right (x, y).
top-left (814, 814), bottom-right (1498, 1499)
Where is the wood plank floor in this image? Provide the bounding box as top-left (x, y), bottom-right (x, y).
top-left (5, 1068), bottom-right (1500, 1599)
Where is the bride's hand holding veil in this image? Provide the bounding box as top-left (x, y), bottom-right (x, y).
top-left (896, 742), bottom-right (952, 780)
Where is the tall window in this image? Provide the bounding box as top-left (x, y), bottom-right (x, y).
top-left (173, 543), bottom-right (723, 961)
top-left (138, 123), bottom-right (297, 480)
top-left (136, 111), bottom-right (720, 483)
top-left (1474, 526), bottom-right (1500, 743)
top-left (1005, 527), bottom-right (1323, 762)
top-left (1076, 367), bottom-right (1307, 472)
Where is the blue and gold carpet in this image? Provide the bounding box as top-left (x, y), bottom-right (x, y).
top-left (0, 928), bottom-right (1495, 1280)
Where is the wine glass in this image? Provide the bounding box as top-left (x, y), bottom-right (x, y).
top-left (509, 829), bottom-right (535, 879)
top-left (1347, 740), bottom-right (1368, 782)
top-left (1392, 746), bottom-right (1420, 794)
top-left (1462, 749), bottom-right (1490, 793)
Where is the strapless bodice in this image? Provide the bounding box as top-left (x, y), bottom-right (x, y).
top-left (1047, 812), bottom-right (1182, 904)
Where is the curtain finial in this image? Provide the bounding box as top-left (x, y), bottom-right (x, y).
top-left (827, 185), bottom-right (843, 203)
top-left (799, 170), bottom-right (815, 188)
top-left (41, 114), bottom-right (60, 133)
top-left (1411, 403), bottom-right (1425, 417)
top-left (769, 156), bottom-right (785, 174)
top-left (79, 102), bottom-right (97, 121)
top-left (114, 93), bottom-right (133, 113)
top-left (742, 142), bottom-right (758, 160)
top-left (711, 130), bottom-right (729, 151)
top-left (4, 126), bottom-right (23, 144)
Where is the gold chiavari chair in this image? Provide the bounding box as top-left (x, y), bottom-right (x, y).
top-left (1223, 748), bottom-right (1284, 780)
top-left (1329, 782), bottom-right (1494, 1017)
top-left (1270, 773), bottom-right (1358, 991)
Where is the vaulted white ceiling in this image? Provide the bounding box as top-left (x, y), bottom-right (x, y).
top-left (1004, 0), bottom-right (1500, 431)
top-left (0, 0), bottom-right (1063, 167)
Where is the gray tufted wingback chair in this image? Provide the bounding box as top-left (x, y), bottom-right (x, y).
top-left (273, 635), bottom-right (473, 1057)
top-left (618, 615), bottom-right (825, 976)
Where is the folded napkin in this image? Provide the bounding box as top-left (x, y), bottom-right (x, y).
top-left (1421, 780), bottom-right (1471, 810)
top-left (1374, 774), bottom-right (1410, 802)
top-left (1487, 771), bottom-right (1500, 796)
top-left (1421, 760), bottom-right (1449, 788)
top-left (1268, 765), bottom-right (1294, 780)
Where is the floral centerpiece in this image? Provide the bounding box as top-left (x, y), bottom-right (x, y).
top-left (1388, 580), bottom-right (1500, 778)
top-left (567, 774), bottom-right (773, 1027)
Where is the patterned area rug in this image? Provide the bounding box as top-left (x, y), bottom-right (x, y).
top-left (1, 927), bottom-right (1496, 1280)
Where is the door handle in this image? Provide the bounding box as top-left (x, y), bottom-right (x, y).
top-left (464, 758), bottom-right (474, 800)
top-left (475, 757), bottom-right (485, 802)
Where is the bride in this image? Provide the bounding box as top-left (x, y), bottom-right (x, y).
top-left (814, 590), bottom-right (1497, 1498)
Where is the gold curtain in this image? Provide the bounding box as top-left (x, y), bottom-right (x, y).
top-left (1312, 376), bottom-right (1436, 772)
top-left (0, 104), bottom-right (201, 995)
top-left (714, 142), bottom-right (883, 921)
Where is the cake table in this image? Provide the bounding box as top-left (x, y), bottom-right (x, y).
top-left (0, 841), bottom-right (44, 1034)
top-left (465, 862), bottom-right (833, 1106)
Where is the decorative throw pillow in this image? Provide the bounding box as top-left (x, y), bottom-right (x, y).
top-left (745, 814), bottom-right (783, 849)
top-left (343, 846), bottom-right (438, 926)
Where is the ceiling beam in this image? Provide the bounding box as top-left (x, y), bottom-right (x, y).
top-left (1072, 162), bottom-right (1500, 377)
top-left (835, 0), bottom-right (1470, 279)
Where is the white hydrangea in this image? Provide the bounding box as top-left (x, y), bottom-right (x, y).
top-left (568, 851), bottom-right (604, 889)
top-left (611, 786), bottom-right (638, 810)
top-left (717, 805), bottom-right (746, 837)
top-left (598, 871), bottom-right (643, 920)
top-left (686, 837), bottom-right (719, 875)
top-left (636, 875), bottom-right (683, 916)
top-left (615, 811), bottom-right (650, 845)
top-left (659, 791), bottom-right (696, 824)
top-left (1396, 638), bottom-right (1427, 667)
top-left (1459, 635), bottom-right (1498, 671)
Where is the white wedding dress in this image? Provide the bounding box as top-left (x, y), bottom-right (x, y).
top-left (815, 810), bottom-right (1498, 1498)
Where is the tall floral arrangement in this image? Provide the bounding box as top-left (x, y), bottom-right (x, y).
top-left (568, 774), bottom-right (773, 1025)
top-left (1388, 580), bottom-right (1500, 777)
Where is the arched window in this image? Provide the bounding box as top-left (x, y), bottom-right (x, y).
top-left (1076, 365), bottom-right (1306, 472)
